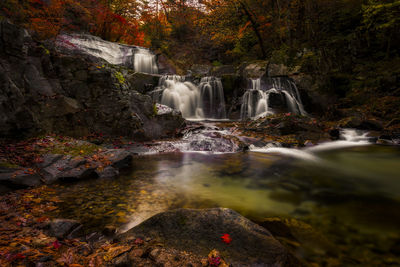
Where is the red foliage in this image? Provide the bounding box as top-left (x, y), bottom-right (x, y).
top-left (221, 233), bottom-right (232, 244)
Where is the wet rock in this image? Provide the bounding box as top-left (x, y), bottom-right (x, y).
top-left (268, 91), bottom-right (287, 110)
top-left (155, 103), bottom-right (177, 116)
top-left (41, 156), bottom-right (99, 183)
top-left (57, 165), bottom-right (98, 181)
top-left (112, 252), bottom-right (131, 266)
top-left (329, 128), bottom-right (340, 140)
top-left (259, 217), bottom-right (337, 261)
top-left (211, 65), bottom-right (236, 76)
top-left (190, 64), bottom-right (211, 77)
top-left (0, 19), bottom-right (31, 57)
top-left (157, 53), bottom-right (177, 75)
top-left (49, 219), bottom-right (82, 239)
top-left (40, 96), bottom-right (80, 117)
top-left (359, 119), bottom-right (383, 131)
top-left (385, 118), bottom-right (400, 128)
top-left (274, 121), bottom-right (308, 135)
top-left (96, 166), bottom-right (119, 179)
top-left (102, 225), bottom-right (117, 236)
top-left (267, 64), bottom-right (289, 77)
top-left (37, 154), bottom-right (63, 169)
top-left (0, 168), bottom-right (42, 189)
top-left (41, 156), bottom-right (72, 184)
top-left (100, 149), bottom-right (132, 169)
top-left (125, 72), bottom-right (159, 94)
top-left (122, 208), bottom-right (299, 266)
top-left (67, 224), bottom-right (84, 239)
top-left (340, 117), bottom-right (383, 131)
top-left (376, 138), bottom-right (395, 145)
top-left (240, 61), bottom-right (267, 79)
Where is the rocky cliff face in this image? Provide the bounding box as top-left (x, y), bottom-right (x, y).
top-left (0, 20), bottom-right (184, 140)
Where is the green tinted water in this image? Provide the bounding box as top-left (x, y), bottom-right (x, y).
top-left (51, 145), bottom-right (400, 265)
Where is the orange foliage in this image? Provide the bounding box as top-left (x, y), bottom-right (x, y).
top-left (1, 0), bottom-right (145, 46)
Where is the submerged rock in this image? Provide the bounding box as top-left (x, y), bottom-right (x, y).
top-left (48, 219), bottom-right (83, 239)
top-left (121, 208), bottom-right (299, 266)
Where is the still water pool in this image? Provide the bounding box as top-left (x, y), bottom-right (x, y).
top-left (51, 145), bottom-right (400, 264)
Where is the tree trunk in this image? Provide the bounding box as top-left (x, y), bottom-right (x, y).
top-left (237, 0), bottom-right (267, 59)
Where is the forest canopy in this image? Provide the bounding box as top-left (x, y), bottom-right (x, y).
top-left (1, 0), bottom-right (399, 70)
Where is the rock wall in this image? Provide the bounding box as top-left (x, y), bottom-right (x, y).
top-left (0, 20), bottom-right (184, 140)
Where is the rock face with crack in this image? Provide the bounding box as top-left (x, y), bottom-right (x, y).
top-left (122, 208), bottom-right (300, 266)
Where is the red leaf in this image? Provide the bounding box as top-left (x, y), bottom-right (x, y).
top-left (221, 233), bottom-right (232, 244)
top-left (50, 240), bottom-right (62, 249)
top-left (134, 238), bottom-right (144, 245)
top-left (208, 256), bottom-right (221, 266)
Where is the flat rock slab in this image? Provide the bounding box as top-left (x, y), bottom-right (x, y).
top-left (122, 208), bottom-right (299, 266)
top-left (100, 149), bottom-right (132, 169)
top-left (0, 168), bottom-right (42, 188)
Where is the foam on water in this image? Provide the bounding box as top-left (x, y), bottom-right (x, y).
top-left (250, 129), bottom-right (371, 160)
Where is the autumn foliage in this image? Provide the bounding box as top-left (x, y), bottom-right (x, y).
top-left (0, 0), bottom-right (145, 45)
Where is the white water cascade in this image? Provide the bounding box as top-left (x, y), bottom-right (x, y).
top-left (152, 75), bottom-right (227, 120)
top-left (249, 129), bottom-right (371, 161)
top-left (56, 33), bottom-right (158, 74)
top-left (199, 77), bottom-right (227, 119)
top-left (133, 47), bottom-right (158, 74)
top-left (240, 77), bottom-right (306, 120)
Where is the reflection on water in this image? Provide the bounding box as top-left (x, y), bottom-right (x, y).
top-left (52, 145), bottom-right (400, 264)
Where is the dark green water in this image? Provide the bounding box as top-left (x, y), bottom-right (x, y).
top-left (52, 145), bottom-right (400, 265)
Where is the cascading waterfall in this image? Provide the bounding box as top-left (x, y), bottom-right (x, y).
top-left (56, 33), bottom-right (158, 74)
top-left (240, 77), bottom-right (306, 120)
top-left (199, 77), bottom-right (226, 119)
top-left (152, 75), bottom-right (227, 120)
top-left (133, 47), bottom-right (158, 74)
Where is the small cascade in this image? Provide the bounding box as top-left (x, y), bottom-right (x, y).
top-left (199, 77), bottom-right (227, 119)
top-left (134, 47), bottom-right (158, 74)
top-left (249, 129), bottom-right (371, 160)
top-left (240, 77), bottom-right (306, 120)
top-left (152, 75), bottom-right (227, 120)
top-left (56, 33), bottom-right (158, 74)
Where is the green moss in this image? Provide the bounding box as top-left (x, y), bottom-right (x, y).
top-left (114, 71), bottom-right (125, 84)
top-left (152, 103), bottom-right (158, 116)
top-left (212, 60), bottom-right (222, 67)
top-left (42, 143), bottom-right (100, 157)
top-left (39, 44), bottom-right (50, 55)
top-left (0, 161), bottom-right (20, 169)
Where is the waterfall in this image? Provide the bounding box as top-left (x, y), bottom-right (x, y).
top-left (56, 33), bottom-right (158, 74)
top-left (134, 48), bottom-right (158, 74)
top-left (199, 77), bottom-right (226, 119)
top-left (240, 77), bottom-right (306, 120)
top-left (152, 75), bottom-right (226, 120)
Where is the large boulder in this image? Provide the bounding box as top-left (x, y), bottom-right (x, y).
top-left (142, 104), bottom-right (185, 139)
top-left (122, 208), bottom-right (299, 266)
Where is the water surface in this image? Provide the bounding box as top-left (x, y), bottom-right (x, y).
top-left (51, 145), bottom-right (400, 264)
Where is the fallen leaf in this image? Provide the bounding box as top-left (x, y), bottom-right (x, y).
top-left (221, 233), bottom-right (232, 244)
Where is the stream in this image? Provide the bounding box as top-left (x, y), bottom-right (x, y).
top-left (47, 126), bottom-right (400, 264)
